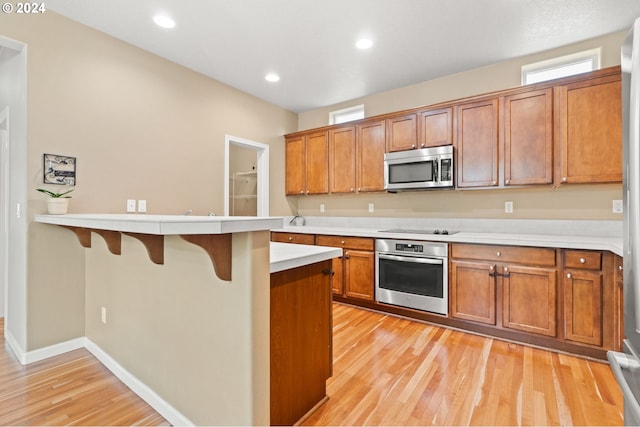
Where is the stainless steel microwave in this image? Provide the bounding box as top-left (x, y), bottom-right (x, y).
top-left (384, 145), bottom-right (454, 191)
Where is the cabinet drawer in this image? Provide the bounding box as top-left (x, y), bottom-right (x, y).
top-left (271, 232), bottom-right (315, 245)
top-left (451, 243), bottom-right (556, 266)
top-left (564, 250), bottom-right (602, 270)
top-left (316, 235), bottom-right (374, 251)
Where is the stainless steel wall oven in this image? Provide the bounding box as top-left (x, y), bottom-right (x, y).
top-left (375, 239), bottom-right (448, 315)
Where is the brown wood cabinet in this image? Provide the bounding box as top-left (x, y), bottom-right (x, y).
top-left (316, 235), bottom-right (375, 301)
top-left (455, 98), bottom-right (499, 188)
top-left (556, 73), bottom-right (622, 184)
top-left (503, 88), bottom-right (553, 186)
top-left (418, 106), bottom-right (453, 148)
top-left (270, 260), bottom-right (333, 426)
top-left (329, 120), bottom-right (386, 194)
top-left (450, 243), bottom-right (558, 337)
top-left (450, 260), bottom-right (496, 325)
top-left (562, 250), bottom-right (605, 347)
top-left (271, 231), bottom-right (315, 245)
top-left (386, 113), bottom-right (417, 152)
top-left (285, 131), bottom-right (329, 195)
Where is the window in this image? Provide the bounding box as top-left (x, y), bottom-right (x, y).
top-left (521, 48), bottom-right (601, 85)
top-left (329, 104), bottom-right (365, 125)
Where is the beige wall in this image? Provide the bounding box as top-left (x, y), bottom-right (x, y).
top-left (0, 11), bottom-right (297, 350)
top-left (296, 31), bottom-right (626, 220)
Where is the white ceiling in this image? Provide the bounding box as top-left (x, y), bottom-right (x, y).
top-left (47, 0), bottom-right (640, 113)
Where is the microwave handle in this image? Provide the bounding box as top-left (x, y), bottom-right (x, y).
top-left (434, 158), bottom-right (439, 183)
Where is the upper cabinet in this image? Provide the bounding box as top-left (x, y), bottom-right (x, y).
top-left (503, 88), bottom-right (554, 186)
top-left (329, 120), bottom-right (386, 194)
top-left (285, 131), bottom-right (329, 195)
top-left (455, 98), bottom-right (499, 188)
top-left (285, 66), bottom-right (622, 196)
top-left (418, 106), bottom-right (454, 148)
top-left (386, 113), bottom-right (417, 152)
top-left (556, 73), bottom-right (622, 184)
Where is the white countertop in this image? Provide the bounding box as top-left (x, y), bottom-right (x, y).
top-left (275, 225), bottom-right (624, 257)
top-left (34, 214), bottom-right (283, 235)
top-left (270, 242), bottom-right (342, 273)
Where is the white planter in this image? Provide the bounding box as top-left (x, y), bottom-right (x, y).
top-left (47, 198), bottom-right (70, 215)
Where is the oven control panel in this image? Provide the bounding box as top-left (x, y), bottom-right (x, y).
top-left (395, 243), bottom-right (424, 253)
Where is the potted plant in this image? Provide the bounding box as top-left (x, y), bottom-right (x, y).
top-left (37, 188), bottom-right (74, 214)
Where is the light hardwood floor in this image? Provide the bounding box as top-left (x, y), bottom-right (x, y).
top-left (303, 303), bottom-right (623, 426)
top-left (0, 304), bottom-right (624, 426)
top-left (0, 319), bottom-right (169, 426)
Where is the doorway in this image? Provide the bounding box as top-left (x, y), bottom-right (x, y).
top-left (224, 135), bottom-right (269, 216)
top-left (0, 108), bottom-right (7, 319)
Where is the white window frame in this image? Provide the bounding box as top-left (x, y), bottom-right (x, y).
top-left (521, 48), bottom-right (601, 85)
top-left (329, 104), bottom-right (365, 125)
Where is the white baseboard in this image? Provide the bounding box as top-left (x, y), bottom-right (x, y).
top-left (84, 339), bottom-right (194, 426)
top-left (4, 334), bottom-right (194, 426)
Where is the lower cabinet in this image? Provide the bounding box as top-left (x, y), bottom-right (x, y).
top-left (450, 243), bottom-right (558, 337)
top-left (450, 260), bottom-right (496, 325)
top-left (316, 235), bottom-right (375, 301)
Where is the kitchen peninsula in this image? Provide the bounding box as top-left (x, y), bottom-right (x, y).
top-left (34, 214), bottom-right (341, 426)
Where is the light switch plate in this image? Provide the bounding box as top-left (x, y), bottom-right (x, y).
top-left (138, 200), bottom-right (147, 212)
top-left (320, 204), bottom-right (325, 213)
top-left (368, 203), bottom-right (374, 213)
top-left (126, 199), bottom-right (136, 212)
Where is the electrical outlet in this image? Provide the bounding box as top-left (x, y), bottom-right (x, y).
top-left (138, 200), bottom-right (147, 213)
top-left (613, 199), bottom-right (623, 213)
top-left (101, 307), bottom-right (107, 324)
top-left (320, 204), bottom-right (325, 213)
top-left (126, 199), bottom-right (136, 212)
top-left (504, 201), bottom-right (513, 213)
top-left (368, 203), bottom-right (374, 213)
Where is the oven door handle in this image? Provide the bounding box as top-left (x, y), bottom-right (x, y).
top-left (378, 253), bottom-right (443, 265)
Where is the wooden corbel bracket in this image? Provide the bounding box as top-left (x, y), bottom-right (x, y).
top-left (122, 232), bottom-right (165, 265)
top-left (180, 234), bottom-right (232, 281)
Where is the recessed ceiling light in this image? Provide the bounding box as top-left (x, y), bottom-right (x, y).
top-left (153, 15), bottom-right (176, 29)
top-left (355, 38), bottom-right (373, 50)
top-left (265, 73), bottom-right (280, 83)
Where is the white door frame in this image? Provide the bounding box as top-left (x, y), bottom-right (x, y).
top-left (224, 135), bottom-right (269, 216)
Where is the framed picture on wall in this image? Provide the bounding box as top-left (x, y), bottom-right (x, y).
top-left (43, 153), bottom-right (76, 185)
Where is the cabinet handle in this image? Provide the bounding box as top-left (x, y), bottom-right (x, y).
top-left (341, 240), bottom-right (345, 245)
top-left (505, 179), bottom-right (510, 185)
top-left (350, 187), bottom-right (354, 192)
top-left (288, 237), bottom-right (293, 241)
top-left (579, 257), bottom-right (586, 264)
top-left (562, 177), bottom-right (568, 182)
top-left (567, 273), bottom-right (572, 279)
top-left (306, 190), bottom-right (309, 195)
top-left (492, 181), bottom-right (497, 185)
top-left (358, 187), bottom-right (361, 192)
top-left (411, 144), bottom-right (416, 149)
top-left (322, 269), bottom-right (335, 276)
top-left (489, 265), bottom-right (496, 277)
top-left (344, 251), bottom-right (350, 259)
top-left (300, 190), bottom-right (304, 194)
top-left (619, 265), bottom-right (624, 271)
top-left (503, 267), bottom-right (510, 278)
top-left (496, 251), bottom-right (501, 257)
top-left (421, 143), bottom-right (425, 148)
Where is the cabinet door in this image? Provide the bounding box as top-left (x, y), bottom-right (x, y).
top-left (503, 265), bottom-right (557, 337)
top-left (418, 107), bottom-right (453, 148)
top-left (557, 76), bottom-right (622, 184)
top-left (503, 89), bottom-right (553, 186)
top-left (455, 98), bottom-right (499, 188)
top-left (386, 113), bottom-right (417, 152)
top-left (285, 135), bottom-right (306, 195)
top-left (450, 260), bottom-right (496, 325)
top-left (329, 126), bottom-right (356, 193)
top-left (357, 120), bottom-right (386, 192)
top-left (305, 131), bottom-right (329, 194)
top-left (564, 270), bottom-right (603, 346)
top-left (344, 250), bottom-right (374, 300)
top-left (332, 254), bottom-right (345, 296)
